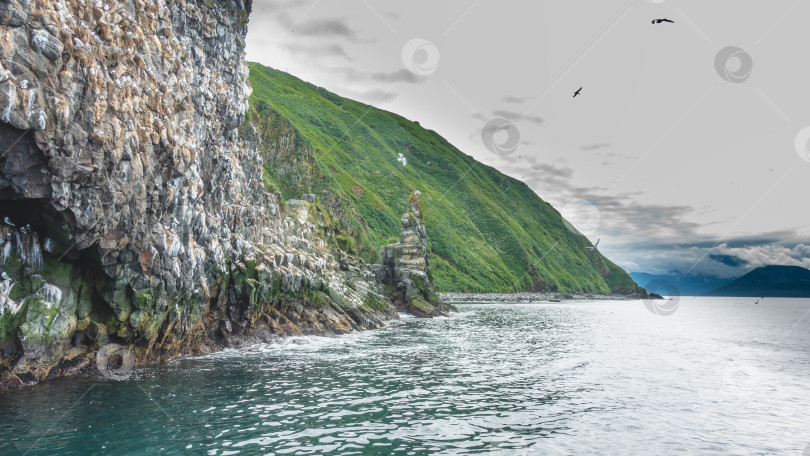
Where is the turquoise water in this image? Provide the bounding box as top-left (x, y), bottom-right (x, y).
top-left (1, 298), bottom-right (809, 455)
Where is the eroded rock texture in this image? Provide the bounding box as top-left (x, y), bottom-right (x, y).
top-left (0, 0), bottom-right (399, 390)
top-left (373, 191), bottom-right (456, 318)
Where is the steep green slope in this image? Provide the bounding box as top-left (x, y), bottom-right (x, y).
top-left (247, 62), bottom-right (643, 294)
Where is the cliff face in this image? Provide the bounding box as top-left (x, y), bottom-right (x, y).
top-left (251, 102), bottom-right (320, 199)
top-left (0, 0), bottom-right (406, 390)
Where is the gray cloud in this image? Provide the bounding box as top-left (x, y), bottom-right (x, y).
top-left (533, 162), bottom-right (574, 179)
top-left (492, 110), bottom-right (544, 126)
top-left (316, 66), bottom-right (424, 90)
top-left (505, 156), bottom-right (586, 191)
top-left (370, 69), bottom-right (425, 84)
top-left (580, 143), bottom-right (610, 151)
top-left (601, 151), bottom-right (634, 159)
top-left (250, 1), bottom-right (362, 41)
top-left (249, 0), bottom-right (308, 13)
top-left (513, 161), bottom-right (579, 198)
top-left (618, 240), bottom-right (810, 279)
top-left (498, 156), bottom-right (807, 279)
top-left (281, 43), bottom-right (353, 60)
top-left (502, 96), bottom-right (533, 104)
top-left (328, 66), bottom-right (366, 80)
top-left (604, 230), bottom-right (807, 252)
top-left (708, 254), bottom-right (749, 267)
top-left (294, 18), bottom-right (358, 39)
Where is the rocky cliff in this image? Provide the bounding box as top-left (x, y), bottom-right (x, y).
top-left (371, 191), bottom-right (455, 317)
top-left (0, 0), bottom-right (425, 391)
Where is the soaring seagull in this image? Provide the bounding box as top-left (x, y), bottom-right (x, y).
top-left (652, 19), bottom-right (674, 24)
top-left (586, 239), bottom-right (600, 251)
top-left (573, 87), bottom-right (582, 97)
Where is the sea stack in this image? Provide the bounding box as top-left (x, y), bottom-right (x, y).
top-left (373, 191), bottom-right (456, 317)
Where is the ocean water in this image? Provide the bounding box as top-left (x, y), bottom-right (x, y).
top-left (1, 297), bottom-right (809, 455)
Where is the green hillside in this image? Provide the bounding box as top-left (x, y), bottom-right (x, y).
top-left (246, 62), bottom-right (643, 294)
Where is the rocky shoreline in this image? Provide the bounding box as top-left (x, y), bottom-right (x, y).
top-left (0, 0), bottom-right (452, 392)
top-left (441, 292), bottom-right (649, 303)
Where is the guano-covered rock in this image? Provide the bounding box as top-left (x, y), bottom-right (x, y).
top-left (0, 0), bottom-right (404, 391)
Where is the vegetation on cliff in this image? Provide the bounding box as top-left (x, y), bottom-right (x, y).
top-left (247, 63), bottom-right (643, 294)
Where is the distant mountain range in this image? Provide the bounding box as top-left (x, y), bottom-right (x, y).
top-left (629, 272), bottom-right (733, 296)
top-left (704, 265), bottom-right (810, 298)
top-left (632, 266), bottom-right (810, 298)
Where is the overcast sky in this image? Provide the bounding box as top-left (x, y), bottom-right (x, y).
top-left (245, 0), bottom-right (810, 280)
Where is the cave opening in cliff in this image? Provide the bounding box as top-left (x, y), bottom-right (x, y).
top-left (0, 170), bottom-right (120, 346)
top-left (75, 244), bottom-right (123, 337)
top-left (0, 122), bottom-right (53, 240)
top-left (0, 198), bottom-right (49, 234)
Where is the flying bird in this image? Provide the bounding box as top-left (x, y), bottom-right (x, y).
top-left (573, 87), bottom-right (582, 98)
top-left (586, 239), bottom-right (600, 251)
top-left (1, 272), bottom-right (10, 280)
top-left (3, 217), bottom-right (14, 226)
top-left (397, 153), bottom-right (407, 166)
top-left (652, 19), bottom-right (674, 24)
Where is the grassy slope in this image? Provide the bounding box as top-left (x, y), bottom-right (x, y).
top-left (247, 62), bottom-right (643, 294)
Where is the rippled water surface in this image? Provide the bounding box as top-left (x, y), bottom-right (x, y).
top-left (2, 298), bottom-right (810, 455)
